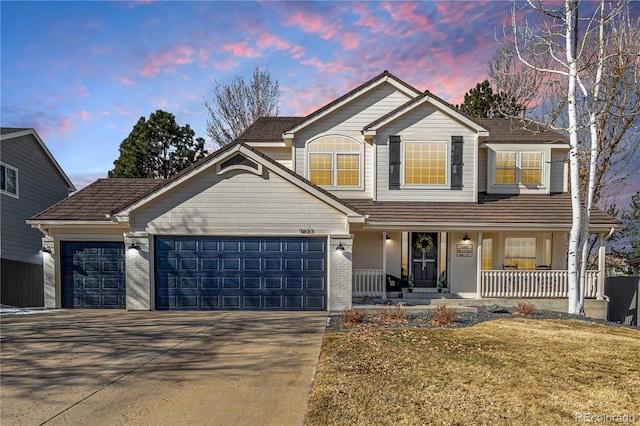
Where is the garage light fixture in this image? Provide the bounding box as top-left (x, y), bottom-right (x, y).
top-left (128, 241), bottom-right (141, 251)
top-left (463, 234), bottom-right (470, 242)
top-left (40, 247), bottom-right (52, 254)
top-left (336, 242), bottom-right (345, 252)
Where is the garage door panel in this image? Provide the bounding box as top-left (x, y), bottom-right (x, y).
top-left (243, 258), bottom-right (261, 270)
top-left (306, 239), bottom-right (326, 251)
top-left (155, 237), bottom-right (326, 310)
top-left (243, 277), bottom-right (261, 289)
top-left (62, 242), bottom-right (126, 309)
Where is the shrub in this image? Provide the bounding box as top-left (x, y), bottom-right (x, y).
top-left (341, 307), bottom-right (367, 326)
top-left (430, 305), bottom-right (457, 326)
top-left (377, 304), bottom-right (408, 324)
top-left (513, 301), bottom-right (536, 316)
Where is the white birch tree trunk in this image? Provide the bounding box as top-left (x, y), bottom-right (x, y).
top-left (566, 0), bottom-right (581, 314)
top-left (578, 0), bottom-right (606, 315)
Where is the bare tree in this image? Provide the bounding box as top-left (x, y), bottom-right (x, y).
top-left (490, 0), bottom-right (636, 314)
top-left (204, 67), bottom-right (280, 147)
top-left (490, 3), bottom-right (640, 206)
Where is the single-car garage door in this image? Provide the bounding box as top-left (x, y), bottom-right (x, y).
top-left (155, 237), bottom-right (326, 310)
top-left (61, 242), bottom-right (126, 309)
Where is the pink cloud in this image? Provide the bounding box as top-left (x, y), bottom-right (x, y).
top-left (340, 32), bottom-right (359, 50)
top-left (381, 1), bottom-right (440, 37)
top-left (220, 40), bottom-right (261, 58)
top-left (255, 32), bottom-right (306, 59)
top-left (284, 10), bottom-right (338, 41)
top-left (56, 117), bottom-right (74, 133)
top-left (140, 44), bottom-right (196, 77)
top-left (119, 76), bottom-right (134, 85)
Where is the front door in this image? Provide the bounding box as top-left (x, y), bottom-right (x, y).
top-left (411, 232), bottom-right (437, 287)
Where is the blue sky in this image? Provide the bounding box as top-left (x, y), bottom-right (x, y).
top-left (1, 0), bottom-right (638, 202)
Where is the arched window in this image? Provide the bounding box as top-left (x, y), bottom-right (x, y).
top-left (308, 136), bottom-right (361, 187)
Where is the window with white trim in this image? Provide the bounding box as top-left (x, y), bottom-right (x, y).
top-left (308, 136), bottom-right (361, 187)
top-left (495, 151), bottom-right (543, 186)
top-left (505, 237), bottom-right (536, 270)
top-left (1, 163), bottom-right (18, 197)
top-left (482, 238), bottom-right (493, 270)
top-left (404, 141), bottom-right (447, 185)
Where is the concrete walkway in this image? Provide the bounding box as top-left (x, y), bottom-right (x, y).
top-left (0, 310), bottom-right (328, 425)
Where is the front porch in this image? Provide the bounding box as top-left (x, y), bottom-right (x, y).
top-left (353, 268), bottom-right (603, 299)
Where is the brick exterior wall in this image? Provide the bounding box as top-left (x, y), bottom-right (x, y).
top-left (329, 235), bottom-right (353, 311)
top-left (124, 233), bottom-right (151, 310)
top-left (42, 237), bottom-right (56, 308)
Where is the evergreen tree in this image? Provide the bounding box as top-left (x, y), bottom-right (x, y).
top-left (458, 80), bottom-right (523, 118)
top-left (109, 110), bottom-right (207, 179)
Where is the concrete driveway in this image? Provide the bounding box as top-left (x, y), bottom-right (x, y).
top-left (0, 310), bottom-right (328, 425)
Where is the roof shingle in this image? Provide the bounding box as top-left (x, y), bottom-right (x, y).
top-left (344, 193), bottom-right (618, 228)
top-left (31, 179), bottom-right (164, 221)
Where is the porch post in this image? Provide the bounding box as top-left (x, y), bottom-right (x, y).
top-left (382, 232), bottom-right (387, 300)
top-left (476, 232), bottom-right (483, 299)
top-left (597, 233), bottom-right (606, 300)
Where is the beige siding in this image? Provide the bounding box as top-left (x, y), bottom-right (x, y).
top-left (449, 232), bottom-right (478, 294)
top-left (250, 146), bottom-right (292, 170)
top-left (478, 147), bottom-right (487, 192)
top-left (375, 105), bottom-right (478, 201)
top-left (293, 83), bottom-right (413, 199)
top-left (130, 167), bottom-right (349, 235)
top-left (550, 149), bottom-right (568, 193)
top-left (352, 231), bottom-right (384, 270)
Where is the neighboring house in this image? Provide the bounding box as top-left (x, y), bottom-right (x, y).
top-left (27, 71), bottom-right (619, 316)
top-left (1, 128), bottom-right (76, 307)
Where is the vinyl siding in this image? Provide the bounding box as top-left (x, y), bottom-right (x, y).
top-left (375, 105), bottom-right (478, 202)
top-left (293, 83), bottom-right (413, 199)
top-left (130, 167), bottom-right (350, 236)
top-left (1, 135), bottom-right (71, 263)
top-left (250, 146), bottom-right (292, 170)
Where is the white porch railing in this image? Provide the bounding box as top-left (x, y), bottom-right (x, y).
top-left (353, 269), bottom-right (385, 297)
top-left (481, 270), bottom-right (599, 298)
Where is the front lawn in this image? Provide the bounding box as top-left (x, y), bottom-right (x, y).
top-left (305, 319), bottom-right (640, 425)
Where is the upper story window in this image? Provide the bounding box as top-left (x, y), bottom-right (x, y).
top-left (404, 141), bottom-right (447, 186)
top-left (0, 163), bottom-right (18, 197)
top-left (308, 136), bottom-right (361, 188)
top-left (495, 152), bottom-right (543, 186)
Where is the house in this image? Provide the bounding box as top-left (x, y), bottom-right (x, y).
top-left (27, 71), bottom-right (619, 316)
top-left (1, 128), bottom-right (76, 307)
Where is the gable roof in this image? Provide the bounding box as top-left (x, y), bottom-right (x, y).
top-left (362, 90), bottom-right (489, 138)
top-left (1, 128), bottom-right (77, 192)
top-left (29, 142), bottom-right (366, 222)
top-left (283, 70), bottom-right (422, 139)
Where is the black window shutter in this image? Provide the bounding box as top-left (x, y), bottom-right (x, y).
top-left (451, 136), bottom-right (463, 190)
top-left (389, 135), bottom-right (401, 190)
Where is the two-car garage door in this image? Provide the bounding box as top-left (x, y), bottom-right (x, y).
top-left (155, 236), bottom-right (327, 311)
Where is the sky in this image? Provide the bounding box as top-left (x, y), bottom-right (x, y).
top-left (1, 0), bottom-right (638, 202)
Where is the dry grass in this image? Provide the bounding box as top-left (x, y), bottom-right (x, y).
top-left (305, 319), bottom-right (640, 425)
top-left (429, 305), bottom-right (458, 326)
top-left (341, 307), bottom-right (367, 326)
top-left (375, 304), bottom-right (408, 325)
top-left (513, 301), bottom-right (536, 316)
